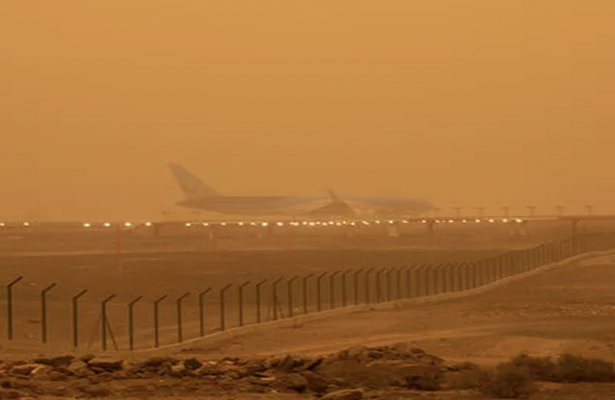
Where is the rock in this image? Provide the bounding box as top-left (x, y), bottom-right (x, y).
top-left (277, 355), bottom-right (306, 372)
top-left (245, 384), bottom-right (268, 393)
top-left (67, 361), bottom-right (91, 377)
top-left (367, 350), bottom-right (384, 359)
top-left (244, 360), bottom-right (267, 375)
top-left (47, 371), bottom-right (68, 382)
top-left (277, 373), bottom-right (308, 392)
top-left (0, 390), bottom-right (20, 399)
top-left (306, 357), bottom-right (324, 371)
top-left (263, 356), bottom-right (282, 369)
top-left (405, 372), bottom-right (442, 391)
top-left (197, 364), bottom-right (222, 376)
top-left (252, 376), bottom-right (276, 386)
top-left (30, 365), bottom-right (52, 377)
top-left (300, 371), bottom-right (330, 394)
top-left (322, 388), bottom-right (365, 400)
top-left (0, 381), bottom-right (15, 389)
top-left (136, 357), bottom-right (173, 373)
top-left (183, 358), bottom-right (202, 371)
top-left (336, 346), bottom-right (369, 361)
top-left (32, 356), bottom-right (74, 368)
top-left (9, 365), bottom-right (37, 376)
top-left (169, 364), bottom-right (188, 377)
top-left (141, 357), bottom-right (169, 368)
top-left (79, 355), bottom-right (96, 363)
top-left (80, 384), bottom-right (112, 398)
top-left (87, 357), bottom-right (124, 372)
top-left (425, 354), bottom-right (446, 366)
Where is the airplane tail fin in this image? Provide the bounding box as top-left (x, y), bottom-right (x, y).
top-left (168, 163), bottom-right (222, 199)
top-left (326, 188), bottom-right (343, 203)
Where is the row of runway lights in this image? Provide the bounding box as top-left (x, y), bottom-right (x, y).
top-left (86, 218), bottom-right (524, 228)
top-left (0, 219), bottom-right (526, 229)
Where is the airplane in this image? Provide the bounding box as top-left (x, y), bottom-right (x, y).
top-left (168, 163), bottom-right (435, 219)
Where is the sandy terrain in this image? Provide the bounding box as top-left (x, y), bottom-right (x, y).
top-left (1, 220), bottom-right (569, 354)
top-left (1, 251), bottom-right (615, 399)
top-left (133, 251), bottom-right (615, 365)
top-left (1, 226), bottom-right (615, 398)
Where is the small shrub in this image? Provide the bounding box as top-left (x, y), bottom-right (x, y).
top-left (405, 372), bottom-right (442, 391)
top-left (445, 370), bottom-right (485, 390)
top-left (510, 353), bottom-right (556, 381)
top-left (479, 363), bottom-right (535, 399)
top-left (552, 353), bottom-right (615, 383)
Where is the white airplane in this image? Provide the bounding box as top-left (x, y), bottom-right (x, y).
top-left (168, 163), bottom-right (434, 219)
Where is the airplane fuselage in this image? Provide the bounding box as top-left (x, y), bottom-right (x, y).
top-left (168, 163), bottom-right (434, 218)
top-left (176, 195), bottom-right (433, 218)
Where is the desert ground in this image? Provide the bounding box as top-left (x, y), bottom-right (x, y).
top-left (0, 219), bottom-right (614, 399)
top-left (0, 218), bottom-right (581, 353)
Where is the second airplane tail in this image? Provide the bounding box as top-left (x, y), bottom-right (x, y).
top-left (168, 163), bottom-right (222, 200)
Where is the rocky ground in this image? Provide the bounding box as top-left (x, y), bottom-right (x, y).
top-left (0, 343), bottom-right (450, 399)
top-left (3, 343), bottom-right (615, 400)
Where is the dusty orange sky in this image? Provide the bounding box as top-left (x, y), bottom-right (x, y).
top-left (1, 1), bottom-right (614, 221)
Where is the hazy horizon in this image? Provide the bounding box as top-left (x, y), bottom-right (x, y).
top-left (2, 1), bottom-right (614, 221)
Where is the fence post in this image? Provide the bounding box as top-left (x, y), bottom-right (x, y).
top-left (405, 267), bottom-right (412, 298)
top-left (302, 274), bottom-right (312, 315)
top-left (459, 264), bottom-right (468, 291)
top-left (374, 269), bottom-right (381, 302)
top-left (500, 253), bottom-right (508, 278)
top-left (220, 284), bottom-right (232, 330)
top-left (426, 265), bottom-right (436, 295)
top-left (441, 264), bottom-right (451, 293)
top-left (413, 266), bottom-right (423, 297)
top-left (6, 276), bottom-right (23, 340)
top-left (412, 266), bottom-right (423, 298)
top-left (540, 244), bottom-right (546, 266)
top-left (316, 272), bottom-right (327, 311)
top-left (385, 268), bottom-right (392, 302)
top-left (530, 246), bottom-right (537, 269)
top-left (272, 278), bottom-right (283, 321)
top-left (101, 294), bottom-right (116, 351)
top-left (494, 256), bottom-right (502, 281)
top-left (448, 264), bottom-right (458, 292)
top-left (128, 296), bottom-right (142, 351)
top-left (256, 279), bottom-right (267, 323)
top-left (433, 265), bottom-right (443, 294)
top-left (423, 265), bottom-right (433, 297)
top-left (341, 270), bottom-right (351, 307)
top-left (40, 282), bottom-right (57, 344)
top-left (487, 258), bottom-right (495, 283)
top-left (329, 271), bottom-right (340, 309)
top-left (455, 263), bottom-right (463, 291)
top-left (442, 264), bottom-right (451, 293)
top-left (353, 269), bottom-right (363, 305)
top-left (71, 289), bottom-right (87, 348)
top-left (198, 288), bottom-right (211, 336)
top-left (154, 295), bottom-right (167, 348)
top-left (238, 281), bottom-right (251, 327)
top-left (176, 292), bottom-right (190, 343)
top-left (288, 276), bottom-right (298, 317)
top-left (486, 257), bottom-right (496, 284)
top-left (364, 269), bottom-right (374, 304)
top-left (496, 255), bottom-right (504, 280)
top-left (396, 267), bottom-right (403, 300)
top-left (515, 251), bottom-right (523, 274)
top-left (508, 252), bottom-right (517, 275)
top-left (472, 260), bottom-right (481, 288)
